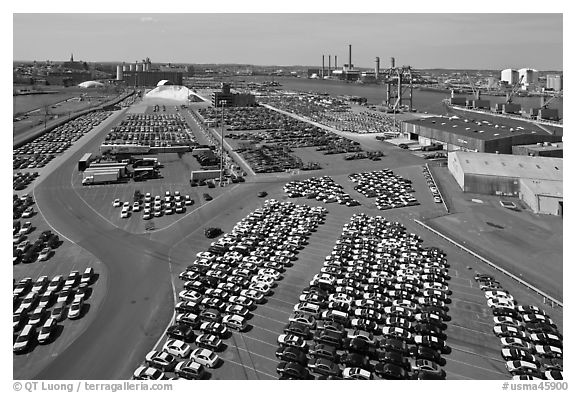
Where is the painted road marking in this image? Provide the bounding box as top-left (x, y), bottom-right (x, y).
top-left (250, 312), bottom-right (287, 326)
top-left (234, 344), bottom-right (278, 364)
top-left (445, 370), bottom-right (474, 380)
top-left (241, 335), bottom-right (278, 348)
top-left (258, 304), bottom-right (292, 316)
top-left (447, 358), bottom-right (507, 376)
top-left (450, 345), bottom-right (505, 364)
top-left (249, 324), bottom-right (283, 337)
top-left (447, 323), bottom-right (493, 336)
top-left (223, 358), bottom-right (277, 379)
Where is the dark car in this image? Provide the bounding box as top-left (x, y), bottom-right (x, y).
top-left (412, 345), bottom-right (445, 365)
top-left (308, 357), bottom-right (341, 377)
top-left (419, 305), bottom-right (451, 321)
top-left (413, 323), bottom-right (447, 339)
top-left (167, 324), bottom-right (195, 342)
top-left (314, 329), bottom-right (343, 349)
top-left (284, 321), bottom-right (312, 339)
top-left (275, 346), bottom-right (308, 365)
top-left (374, 362), bottom-right (409, 380)
top-left (493, 307), bottom-right (520, 319)
top-left (317, 320), bottom-right (346, 337)
top-left (204, 227), bottom-right (222, 239)
top-left (257, 191), bottom-right (268, 198)
top-left (411, 370), bottom-right (446, 380)
top-left (340, 352), bottom-right (370, 369)
top-left (379, 338), bottom-right (410, 355)
top-left (524, 322), bottom-right (560, 336)
top-left (203, 193), bottom-right (213, 201)
top-left (378, 350), bottom-right (410, 370)
top-left (343, 337), bottom-right (377, 359)
top-left (200, 308), bottom-right (221, 322)
top-left (308, 343), bottom-right (339, 362)
top-left (276, 361), bottom-right (310, 379)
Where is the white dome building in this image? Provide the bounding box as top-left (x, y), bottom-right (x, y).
top-left (78, 81), bottom-right (104, 88)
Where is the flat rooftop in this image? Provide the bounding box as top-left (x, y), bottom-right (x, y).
top-left (450, 150), bottom-right (563, 181)
top-left (404, 116), bottom-right (561, 141)
top-left (517, 142), bottom-right (563, 151)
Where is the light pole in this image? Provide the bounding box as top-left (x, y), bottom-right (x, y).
top-left (219, 100), bottom-right (225, 186)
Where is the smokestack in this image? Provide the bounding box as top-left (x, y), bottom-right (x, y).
top-left (348, 44), bottom-right (352, 69)
top-left (322, 55), bottom-right (325, 78)
top-left (334, 55), bottom-right (337, 69)
top-left (328, 55), bottom-right (331, 76)
top-left (391, 57), bottom-right (395, 69)
top-left (375, 57), bottom-right (380, 80)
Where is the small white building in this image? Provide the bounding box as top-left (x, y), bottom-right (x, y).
top-left (500, 69), bottom-right (519, 85)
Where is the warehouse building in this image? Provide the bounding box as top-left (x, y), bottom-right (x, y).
top-left (401, 116), bottom-right (562, 154)
top-left (212, 83), bottom-right (256, 107)
top-left (448, 151), bottom-right (562, 215)
top-left (512, 142), bottom-right (563, 158)
top-left (519, 179), bottom-right (563, 216)
top-left (123, 71), bottom-right (183, 86)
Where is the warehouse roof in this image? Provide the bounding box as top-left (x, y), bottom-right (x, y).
top-left (450, 151), bottom-right (563, 181)
top-left (404, 116), bottom-right (557, 141)
top-left (519, 179), bottom-right (562, 198)
top-left (516, 142), bottom-right (563, 152)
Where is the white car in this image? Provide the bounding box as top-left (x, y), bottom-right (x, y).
top-left (257, 268), bottom-right (280, 280)
top-left (113, 199), bottom-right (121, 207)
top-left (494, 316), bottom-right (522, 327)
top-left (248, 282), bottom-right (272, 295)
top-left (132, 202), bottom-right (141, 212)
top-left (505, 360), bottom-right (539, 374)
top-left (487, 298), bottom-right (515, 309)
top-left (121, 210), bottom-right (130, 218)
top-left (222, 314), bottom-right (247, 331)
top-left (342, 367), bottom-right (372, 380)
top-left (251, 274), bottom-right (275, 286)
top-left (534, 345), bottom-right (562, 358)
top-left (163, 339), bottom-right (192, 358)
top-left (133, 366), bottom-right (165, 380)
top-left (493, 325), bottom-right (527, 339)
top-left (68, 298), bottom-right (83, 319)
top-left (19, 222), bottom-right (33, 235)
top-left (37, 247), bottom-right (52, 261)
top-left (178, 290), bottom-right (202, 302)
top-left (190, 348), bottom-right (219, 368)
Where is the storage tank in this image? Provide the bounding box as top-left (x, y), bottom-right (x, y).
top-left (116, 65), bottom-right (124, 81)
top-left (136, 63), bottom-right (143, 72)
top-left (122, 64), bottom-right (128, 72)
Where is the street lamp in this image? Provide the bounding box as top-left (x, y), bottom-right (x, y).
top-left (219, 100), bottom-right (225, 186)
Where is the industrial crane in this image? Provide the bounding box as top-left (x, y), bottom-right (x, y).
top-left (505, 75), bottom-right (524, 104)
top-left (464, 72), bottom-right (480, 100)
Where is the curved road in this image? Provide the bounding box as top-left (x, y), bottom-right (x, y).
top-left (32, 117), bottom-right (277, 378)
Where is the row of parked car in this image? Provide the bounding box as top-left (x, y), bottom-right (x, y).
top-left (132, 199), bottom-right (328, 380)
top-left (275, 213), bottom-right (452, 380)
top-left (113, 190), bottom-right (194, 220)
top-left (349, 170), bottom-right (419, 210)
top-left (13, 111), bottom-right (112, 169)
top-left (103, 113), bottom-right (196, 147)
top-left (422, 166), bottom-right (443, 204)
top-left (13, 193), bottom-right (35, 220)
top-left (13, 268), bottom-right (95, 354)
top-left (13, 171), bottom-right (39, 191)
top-left (473, 274), bottom-right (563, 380)
top-left (284, 176), bottom-right (360, 207)
top-left (13, 223), bottom-right (60, 265)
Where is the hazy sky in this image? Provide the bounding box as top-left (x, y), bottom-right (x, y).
top-left (13, 13), bottom-right (563, 70)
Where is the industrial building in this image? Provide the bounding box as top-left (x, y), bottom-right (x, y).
top-left (546, 74), bottom-right (563, 91)
top-left (448, 151), bottom-right (562, 215)
top-left (122, 71), bottom-right (183, 87)
top-left (518, 68), bottom-right (539, 90)
top-left (401, 116), bottom-right (562, 154)
top-left (501, 69), bottom-right (519, 85)
top-left (512, 142), bottom-right (563, 158)
top-left (212, 83), bottom-right (256, 107)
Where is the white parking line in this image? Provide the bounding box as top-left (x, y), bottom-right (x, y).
top-left (447, 323), bottom-right (494, 337)
top-left (249, 324), bottom-right (283, 337)
top-left (447, 358), bottom-right (507, 376)
top-left (258, 304), bottom-right (292, 315)
top-left (234, 343), bottom-right (278, 363)
top-left (250, 312), bottom-right (287, 326)
top-left (445, 370), bottom-right (474, 380)
top-left (267, 297), bottom-right (298, 307)
top-left (449, 345), bottom-right (505, 363)
top-left (241, 335), bottom-right (278, 348)
top-left (223, 358), bottom-right (277, 379)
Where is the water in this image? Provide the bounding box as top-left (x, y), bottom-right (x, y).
top-left (235, 76), bottom-right (563, 119)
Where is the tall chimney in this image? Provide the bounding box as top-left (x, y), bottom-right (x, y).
top-left (391, 56), bottom-right (395, 69)
top-left (375, 57), bottom-right (380, 80)
top-left (334, 55), bottom-right (337, 69)
top-left (328, 55), bottom-right (331, 76)
top-left (322, 55), bottom-right (325, 78)
top-left (348, 44), bottom-right (352, 69)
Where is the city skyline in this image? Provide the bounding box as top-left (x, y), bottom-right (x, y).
top-left (13, 13), bottom-right (563, 70)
